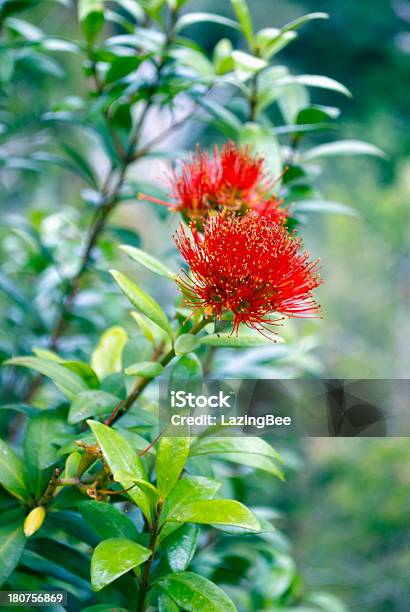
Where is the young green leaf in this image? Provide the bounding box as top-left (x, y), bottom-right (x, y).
top-left (281, 11), bottom-right (329, 33)
top-left (275, 74), bottom-right (352, 97)
top-left (164, 524), bottom-right (199, 572)
top-left (91, 538), bottom-right (151, 591)
top-left (156, 434), bottom-right (190, 500)
top-left (110, 270), bottom-right (172, 338)
top-left (292, 200), bottom-right (359, 217)
top-left (78, 500), bottom-right (139, 541)
top-left (174, 334), bottom-right (200, 355)
top-left (4, 357), bottom-right (89, 399)
top-left (231, 0), bottom-right (254, 48)
top-left (0, 438), bottom-right (30, 502)
top-left (169, 499), bottom-right (260, 531)
top-left (0, 519), bottom-right (27, 586)
top-left (78, 0), bottom-right (104, 44)
top-left (190, 436), bottom-right (283, 464)
top-left (68, 390), bottom-right (121, 424)
top-left (87, 421), bottom-right (151, 522)
top-left (120, 245), bottom-right (177, 279)
top-left (161, 476), bottom-right (221, 524)
top-left (124, 361), bottom-right (164, 378)
top-left (301, 140), bottom-right (386, 161)
top-left (174, 12), bottom-right (240, 34)
top-left (91, 326), bottom-right (128, 380)
top-left (157, 572), bottom-right (236, 612)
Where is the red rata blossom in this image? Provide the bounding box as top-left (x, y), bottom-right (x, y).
top-left (174, 212), bottom-right (321, 337)
top-left (140, 143), bottom-right (288, 224)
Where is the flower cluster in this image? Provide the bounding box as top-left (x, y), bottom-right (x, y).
top-left (174, 211), bottom-right (321, 337)
top-left (141, 142), bottom-right (287, 224)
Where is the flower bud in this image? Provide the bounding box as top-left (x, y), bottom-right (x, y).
top-left (24, 506), bottom-right (46, 537)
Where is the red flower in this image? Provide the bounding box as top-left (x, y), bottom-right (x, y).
top-left (174, 212), bottom-right (321, 337)
top-left (140, 142), bottom-right (288, 224)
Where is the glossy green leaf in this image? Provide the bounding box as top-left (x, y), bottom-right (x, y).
top-left (281, 11), bottom-right (329, 32)
top-left (68, 390), bottom-right (121, 424)
top-left (157, 571), bottom-right (236, 611)
top-left (78, 500), bottom-right (139, 541)
top-left (87, 421), bottom-right (151, 522)
top-left (120, 245), bottom-right (176, 279)
top-left (91, 538), bottom-right (151, 591)
top-left (175, 12), bottom-right (240, 33)
top-left (0, 519), bottom-right (26, 587)
top-left (164, 524), bottom-right (199, 572)
top-left (169, 499), bottom-right (260, 531)
top-left (4, 357), bottom-right (88, 399)
top-left (292, 200), bottom-right (359, 218)
top-left (231, 0), bottom-right (254, 47)
top-left (24, 411), bottom-right (68, 498)
top-left (255, 28), bottom-right (297, 60)
top-left (161, 476), bottom-right (221, 524)
top-left (124, 361), bottom-right (164, 378)
top-left (0, 438), bottom-right (30, 502)
top-left (301, 140), bottom-right (386, 161)
top-left (156, 434), bottom-right (190, 499)
top-left (232, 50), bottom-right (267, 76)
top-left (110, 271), bottom-right (172, 337)
top-left (78, 0), bottom-right (104, 44)
top-left (174, 334), bottom-right (199, 355)
top-left (91, 326), bottom-right (128, 380)
top-left (275, 74), bottom-right (351, 97)
top-left (169, 354), bottom-right (203, 397)
top-left (190, 436), bottom-right (283, 464)
top-left (105, 55), bottom-right (143, 84)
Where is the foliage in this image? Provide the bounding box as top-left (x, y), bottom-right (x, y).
top-left (0, 0), bottom-right (386, 610)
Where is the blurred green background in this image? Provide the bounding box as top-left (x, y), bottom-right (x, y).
top-left (0, 1), bottom-right (409, 610)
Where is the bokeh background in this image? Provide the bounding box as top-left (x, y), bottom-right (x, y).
top-left (0, 0), bottom-right (409, 610)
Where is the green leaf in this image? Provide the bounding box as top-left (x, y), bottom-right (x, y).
top-left (164, 524), bottom-right (199, 572)
top-left (157, 572), bottom-right (236, 612)
top-left (275, 74), bottom-right (351, 97)
top-left (91, 326), bottom-right (128, 380)
top-left (24, 411), bottom-right (68, 499)
top-left (169, 354), bottom-right (203, 395)
top-left (161, 476), bottom-right (221, 524)
top-left (174, 334), bottom-right (199, 355)
top-left (62, 361), bottom-right (100, 389)
top-left (231, 0), bottom-right (254, 47)
top-left (169, 499), bottom-right (260, 531)
top-left (281, 11), bottom-right (329, 33)
top-left (301, 140), bottom-right (386, 161)
top-left (175, 12), bottom-right (240, 33)
top-left (125, 361), bottom-right (164, 378)
top-left (78, 500), bottom-right (139, 541)
top-left (156, 434), bottom-right (190, 500)
top-left (232, 50), bottom-right (267, 76)
top-left (190, 436), bottom-right (283, 463)
top-left (87, 420), bottom-right (151, 522)
top-left (82, 606), bottom-right (129, 612)
top-left (68, 390), bottom-right (121, 424)
top-left (200, 333), bottom-right (275, 348)
top-left (120, 245), bottom-right (176, 279)
top-left (255, 28), bottom-right (297, 60)
top-left (91, 538), bottom-right (151, 591)
top-left (158, 593), bottom-right (179, 612)
top-left (0, 519), bottom-right (26, 587)
top-left (0, 438), bottom-right (30, 502)
top-left (78, 0), bottom-right (105, 44)
top-left (4, 357), bottom-right (88, 399)
top-left (105, 55), bottom-right (143, 84)
top-left (110, 271), bottom-right (172, 338)
top-left (292, 200), bottom-right (359, 218)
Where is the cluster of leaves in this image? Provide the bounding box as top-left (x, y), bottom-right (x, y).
top-left (0, 0), bottom-right (381, 610)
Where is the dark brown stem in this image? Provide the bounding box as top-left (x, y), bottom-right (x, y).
top-left (38, 468), bottom-right (61, 506)
top-left (137, 507), bottom-right (161, 612)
